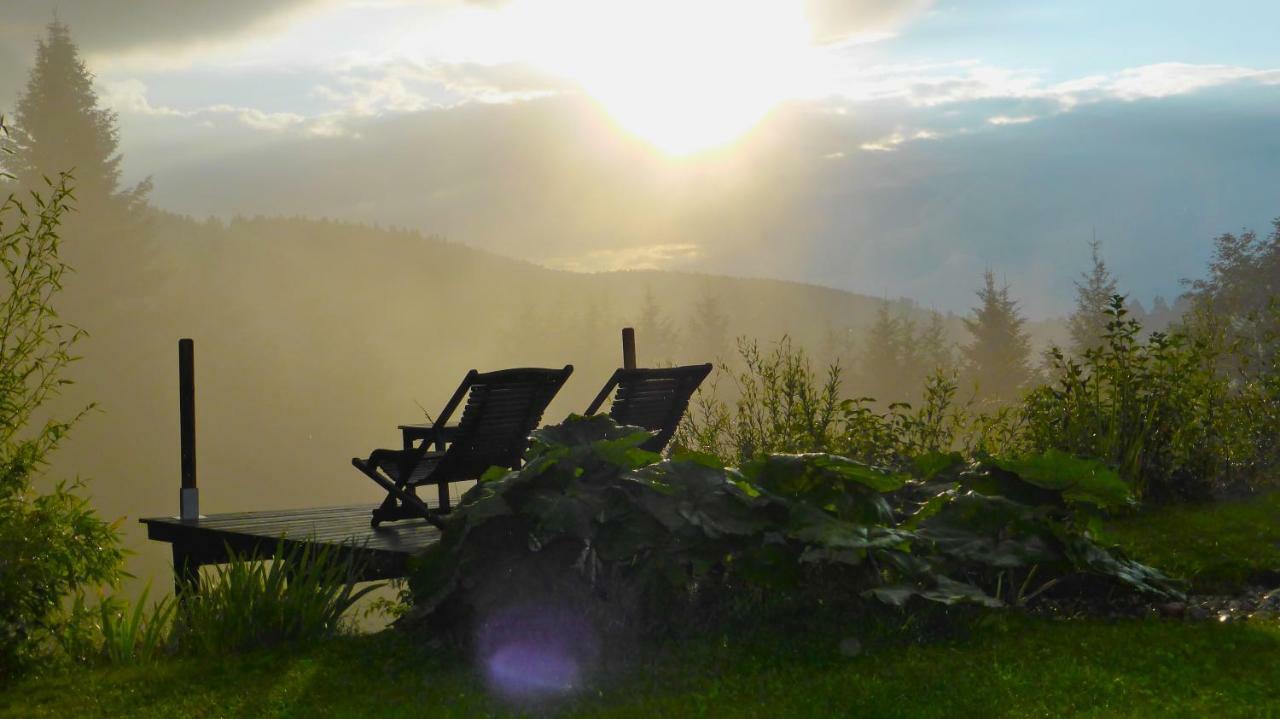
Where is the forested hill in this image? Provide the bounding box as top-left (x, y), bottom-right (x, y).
top-left (46, 211), bottom-right (1070, 593)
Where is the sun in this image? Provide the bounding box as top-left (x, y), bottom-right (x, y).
top-left (500, 0), bottom-right (815, 155)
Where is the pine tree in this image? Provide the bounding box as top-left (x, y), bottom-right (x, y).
top-left (858, 301), bottom-right (905, 402)
top-left (917, 310), bottom-right (954, 375)
top-left (1068, 239), bottom-right (1119, 355)
top-left (962, 270), bottom-right (1033, 404)
top-left (7, 20), bottom-right (149, 225)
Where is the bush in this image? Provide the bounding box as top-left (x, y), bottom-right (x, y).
top-left (0, 165), bottom-right (123, 680)
top-left (678, 340), bottom-right (1026, 470)
top-left (1022, 296), bottom-right (1235, 501)
top-left (405, 416), bottom-right (1178, 654)
top-left (677, 337), bottom-right (843, 462)
top-left (173, 541), bottom-right (379, 655)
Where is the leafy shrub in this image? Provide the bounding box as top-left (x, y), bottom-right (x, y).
top-left (173, 541), bottom-right (379, 655)
top-left (0, 164), bottom-right (123, 680)
top-left (679, 340), bottom-right (1026, 471)
top-left (406, 416), bottom-right (1178, 648)
top-left (1184, 301), bottom-right (1280, 487)
top-left (1022, 296), bottom-right (1234, 500)
top-left (678, 337), bottom-right (843, 462)
top-left (1182, 217), bottom-right (1280, 379)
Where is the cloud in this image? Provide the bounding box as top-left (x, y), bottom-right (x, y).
top-left (859, 128), bottom-right (941, 152)
top-left (0, 1), bottom-right (325, 54)
top-left (0, 0), bottom-right (331, 103)
top-left (548, 243), bottom-right (701, 272)
top-left (987, 115), bottom-right (1036, 126)
top-left (847, 60), bottom-right (1280, 110)
top-left (101, 78), bottom-right (329, 139)
top-left (1055, 63), bottom-right (1280, 103)
top-left (314, 59), bottom-right (569, 118)
top-left (804, 0), bottom-right (935, 44)
top-left (820, 60), bottom-right (1280, 153)
top-left (99, 79), bottom-right (188, 117)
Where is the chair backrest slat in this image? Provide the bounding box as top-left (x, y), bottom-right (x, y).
top-left (436, 365), bottom-right (573, 480)
top-left (586, 363), bottom-right (712, 452)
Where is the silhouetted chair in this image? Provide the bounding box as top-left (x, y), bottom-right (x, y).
top-left (353, 366), bottom-right (573, 528)
top-left (584, 364), bottom-right (713, 452)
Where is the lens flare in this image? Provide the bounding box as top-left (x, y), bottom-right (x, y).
top-left (487, 641), bottom-right (581, 696)
top-left (477, 602), bottom-right (599, 702)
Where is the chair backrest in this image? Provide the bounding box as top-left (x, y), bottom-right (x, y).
top-left (435, 365), bottom-right (573, 481)
top-left (584, 363), bottom-right (713, 452)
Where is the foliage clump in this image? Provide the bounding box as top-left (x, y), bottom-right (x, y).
top-left (1183, 217), bottom-right (1280, 379)
top-left (56, 541), bottom-right (378, 666)
top-left (172, 542), bottom-right (378, 656)
top-left (0, 143), bottom-right (123, 680)
top-left (1023, 296), bottom-right (1235, 501)
top-left (405, 416), bottom-right (1178, 646)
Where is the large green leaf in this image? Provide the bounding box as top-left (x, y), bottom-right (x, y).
top-left (746, 453), bottom-right (908, 494)
top-left (787, 504), bottom-right (913, 551)
top-left (865, 576), bottom-right (1004, 608)
top-left (991, 450), bottom-right (1132, 509)
top-left (744, 454), bottom-right (898, 525)
top-left (531, 413), bottom-right (653, 453)
top-left (911, 451), bottom-right (965, 480)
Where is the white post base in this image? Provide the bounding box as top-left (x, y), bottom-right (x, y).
top-left (180, 487), bottom-right (200, 520)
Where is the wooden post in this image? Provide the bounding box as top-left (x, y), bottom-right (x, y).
top-left (178, 339), bottom-right (199, 520)
top-left (622, 327), bottom-right (637, 370)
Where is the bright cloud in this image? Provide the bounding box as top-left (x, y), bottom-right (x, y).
top-left (548, 243), bottom-right (701, 272)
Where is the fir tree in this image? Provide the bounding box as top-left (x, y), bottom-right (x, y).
top-left (7, 20), bottom-right (149, 225)
top-left (917, 310), bottom-right (954, 376)
top-left (962, 270), bottom-right (1033, 403)
top-left (1068, 239), bottom-right (1119, 355)
top-left (858, 301), bottom-right (906, 402)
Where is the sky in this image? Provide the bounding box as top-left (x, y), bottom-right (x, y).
top-left (2, 0), bottom-right (1278, 317)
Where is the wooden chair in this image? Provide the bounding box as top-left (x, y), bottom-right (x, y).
top-left (353, 366), bottom-right (573, 528)
top-left (584, 363), bottom-right (713, 452)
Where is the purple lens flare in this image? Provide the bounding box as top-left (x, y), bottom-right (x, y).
top-left (478, 601), bottom-right (600, 702)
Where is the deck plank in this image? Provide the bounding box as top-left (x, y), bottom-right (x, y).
top-left (141, 504), bottom-right (442, 581)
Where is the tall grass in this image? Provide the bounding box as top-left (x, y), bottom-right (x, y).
top-left (174, 541), bottom-right (380, 655)
top-left (99, 584), bottom-right (175, 664)
top-left (79, 540), bottom-right (380, 665)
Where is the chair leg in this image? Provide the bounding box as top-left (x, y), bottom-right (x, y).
top-left (352, 457), bottom-right (446, 530)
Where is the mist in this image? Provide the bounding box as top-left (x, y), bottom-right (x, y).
top-left (1, 0), bottom-right (1277, 634)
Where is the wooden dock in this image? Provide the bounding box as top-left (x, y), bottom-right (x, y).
top-left (141, 504), bottom-right (441, 591)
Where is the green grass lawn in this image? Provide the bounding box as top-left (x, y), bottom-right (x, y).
top-left (1106, 491), bottom-right (1280, 593)
top-left (3, 614), bottom-right (1279, 718)
top-left (4, 492), bottom-right (1279, 718)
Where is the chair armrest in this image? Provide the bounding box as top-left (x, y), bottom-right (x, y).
top-left (398, 423), bottom-right (460, 447)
